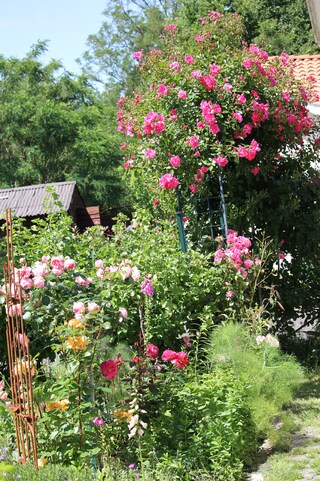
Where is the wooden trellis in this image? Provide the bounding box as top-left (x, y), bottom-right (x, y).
top-left (3, 209), bottom-right (38, 468)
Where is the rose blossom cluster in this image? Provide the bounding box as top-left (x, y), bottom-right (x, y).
top-left (95, 258), bottom-right (140, 282)
top-left (15, 255), bottom-right (76, 291)
top-left (0, 380), bottom-right (10, 407)
top-left (116, 10), bottom-right (318, 198)
top-left (214, 230), bottom-right (261, 279)
top-left (73, 301), bottom-right (100, 321)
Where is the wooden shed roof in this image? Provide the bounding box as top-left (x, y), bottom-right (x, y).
top-left (0, 181), bottom-right (80, 218)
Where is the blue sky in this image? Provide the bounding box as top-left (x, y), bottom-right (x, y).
top-left (0, 1), bottom-right (106, 73)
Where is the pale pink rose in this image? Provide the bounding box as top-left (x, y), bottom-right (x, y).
top-left (95, 260), bottom-right (104, 269)
top-left (75, 276), bottom-right (89, 286)
top-left (96, 268), bottom-right (105, 280)
top-left (88, 302), bottom-right (100, 313)
top-left (226, 290), bottom-right (234, 298)
top-left (1, 392), bottom-right (8, 401)
top-left (119, 307), bottom-right (128, 318)
top-left (20, 277), bottom-right (33, 290)
top-left (52, 267), bottom-right (64, 276)
top-left (64, 258), bottom-right (76, 270)
top-left (32, 262), bottom-right (49, 277)
top-left (73, 302), bottom-right (86, 315)
top-left (33, 276), bottom-right (45, 289)
top-left (51, 256), bottom-right (64, 269)
top-left (131, 266), bottom-right (140, 281)
top-left (42, 255), bottom-right (50, 263)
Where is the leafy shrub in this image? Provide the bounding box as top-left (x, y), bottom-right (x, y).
top-left (4, 462), bottom-right (92, 481)
top-left (207, 323), bottom-right (305, 446)
top-left (143, 368), bottom-right (256, 481)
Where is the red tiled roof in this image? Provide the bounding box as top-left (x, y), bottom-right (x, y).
top-left (288, 55), bottom-right (320, 104)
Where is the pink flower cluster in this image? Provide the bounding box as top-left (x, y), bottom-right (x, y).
top-left (16, 255), bottom-right (76, 291)
top-left (141, 277), bottom-right (154, 296)
top-left (73, 301), bottom-right (100, 320)
top-left (0, 380), bottom-right (10, 406)
top-left (238, 139), bottom-right (261, 161)
top-left (95, 258), bottom-right (141, 282)
top-left (200, 101), bottom-right (221, 135)
top-left (214, 230), bottom-right (261, 279)
top-left (143, 112), bottom-right (165, 135)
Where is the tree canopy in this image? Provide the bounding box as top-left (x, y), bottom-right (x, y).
top-left (0, 43), bottom-right (126, 213)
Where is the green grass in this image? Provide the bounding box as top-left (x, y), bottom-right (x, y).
top-left (249, 373), bottom-right (320, 481)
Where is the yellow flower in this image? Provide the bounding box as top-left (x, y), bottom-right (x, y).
top-left (68, 318), bottom-right (84, 329)
top-left (47, 399), bottom-right (70, 412)
top-left (113, 409), bottom-right (132, 422)
top-left (66, 336), bottom-right (88, 350)
top-left (37, 458), bottom-right (47, 468)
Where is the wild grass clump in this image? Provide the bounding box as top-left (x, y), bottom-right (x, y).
top-left (207, 322), bottom-right (305, 448)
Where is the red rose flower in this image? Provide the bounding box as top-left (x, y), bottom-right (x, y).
top-left (161, 349), bottom-right (177, 361)
top-left (100, 360), bottom-right (118, 379)
top-left (146, 343), bottom-right (159, 359)
top-left (171, 352), bottom-right (189, 369)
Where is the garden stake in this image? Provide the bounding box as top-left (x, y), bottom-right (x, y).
top-left (176, 185), bottom-right (187, 253)
top-left (3, 209), bottom-right (38, 469)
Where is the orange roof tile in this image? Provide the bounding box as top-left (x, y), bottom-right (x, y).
top-left (288, 55), bottom-right (320, 104)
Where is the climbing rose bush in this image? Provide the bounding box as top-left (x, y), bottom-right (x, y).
top-left (117, 11), bottom-right (317, 217)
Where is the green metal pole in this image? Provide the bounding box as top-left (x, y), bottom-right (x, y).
top-left (176, 185), bottom-right (187, 253)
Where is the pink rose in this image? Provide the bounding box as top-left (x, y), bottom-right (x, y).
top-left (100, 360), bottom-right (118, 380)
top-left (119, 307), bottom-right (128, 318)
top-left (226, 290), bottom-right (234, 298)
top-left (145, 148), bottom-right (156, 159)
top-left (184, 55), bottom-right (194, 64)
top-left (88, 302), bottom-right (100, 313)
top-left (95, 260), bottom-right (104, 269)
top-left (146, 344), bottom-right (159, 359)
top-left (51, 256), bottom-right (64, 269)
top-left (33, 276), bottom-right (45, 289)
top-left (162, 350), bottom-right (177, 361)
top-left (178, 90), bottom-right (187, 99)
top-left (52, 267), bottom-right (64, 276)
top-left (159, 174), bottom-right (179, 189)
top-left (75, 276), bottom-right (89, 286)
top-left (73, 302), bottom-right (85, 315)
top-left (243, 58), bottom-right (252, 68)
top-left (20, 277), bottom-right (33, 290)
top-left (171, 352), bottom-right (189, 369)
top-left (169, 155), bottom-right (181, 168)
top-left (214, 156), bottom-right (228, 167)
top-left (64, 258), bottom-right (76, 270)
top-left (93, 417), bottom-right (105, 427)
top-left (132, 51), bottom-right (142, 60)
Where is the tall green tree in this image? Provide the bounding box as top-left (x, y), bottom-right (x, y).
top-left (0, 43), bottom-right (126, 212)
top-left (177, 0), bottom-right (319, 55)
top-left (81, 0), bottom-right (178, 96)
